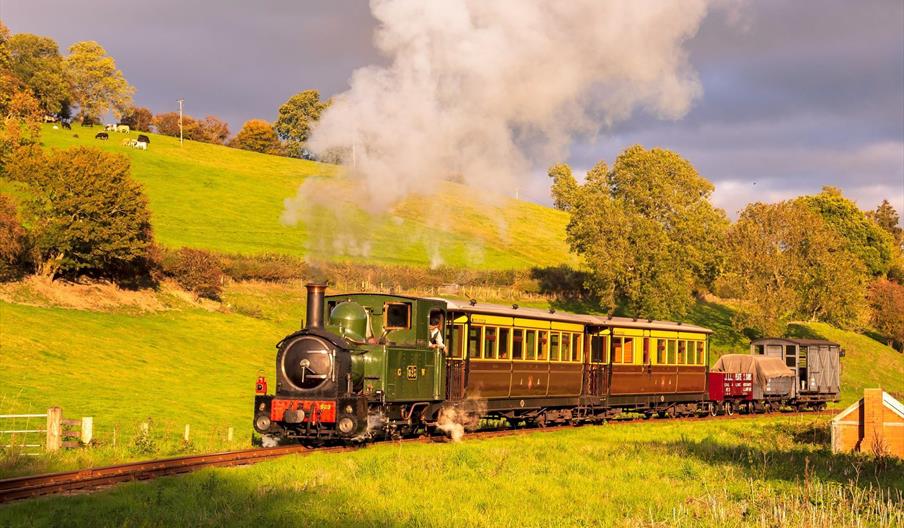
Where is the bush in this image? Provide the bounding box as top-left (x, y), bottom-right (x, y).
top-left (219, 253), bottom-right (307, 282)
top-left (14, 146), bottom-right (153, 283)
top-left (164, 248), bottom-right (223, 300)
top-left (0, 194), bottom-right (27, 280)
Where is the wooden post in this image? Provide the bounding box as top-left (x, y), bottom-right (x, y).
top-left (227, 427), bottom-right (234, 442)
top-left (183, 424), bottom-right (190, 442)
top-left (80, 417), bottom-right (93, 445)
top-left (113, 426), bottom-right (117, 448)
top-left (46, 407), bottom-right (62, 452)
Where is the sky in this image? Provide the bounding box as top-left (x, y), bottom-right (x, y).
top-left (3, 0), bottom-right (903, 219)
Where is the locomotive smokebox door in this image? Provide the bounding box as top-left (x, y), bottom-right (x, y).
top-left (407, 365), bottom-right (418, 380)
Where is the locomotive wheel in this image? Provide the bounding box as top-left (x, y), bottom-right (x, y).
top-left (709, 404), bottom-right (718, 417)
top-left (724, 403), bottom-right (734, 416)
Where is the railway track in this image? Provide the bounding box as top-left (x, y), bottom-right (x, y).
top-left (0, 410), bottom-right (833, 504)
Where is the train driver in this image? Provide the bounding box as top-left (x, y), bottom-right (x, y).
top-left (428, 315), bottom-right (446, 352)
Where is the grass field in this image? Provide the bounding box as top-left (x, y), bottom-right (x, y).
top-left (0, 414), bottom-right (901, 527)
top-left (16, 125), bottom-right (575, 270)
top-left (1, 279), bottom-right (902, 479)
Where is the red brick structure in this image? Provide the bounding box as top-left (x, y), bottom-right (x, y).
top-left (831, 388), bottom-right (904, 458)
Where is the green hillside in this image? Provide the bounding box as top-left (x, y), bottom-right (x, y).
top-left (27, 125), bottom-right (576, 270)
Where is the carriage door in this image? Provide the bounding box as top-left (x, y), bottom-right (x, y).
top-left (445, 316), bottom-right (467, 400)
top-left (586, 333), bottom-right (608, 397)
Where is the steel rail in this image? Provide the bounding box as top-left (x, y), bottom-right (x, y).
top-left (0, 409), bottom-right (833, 504)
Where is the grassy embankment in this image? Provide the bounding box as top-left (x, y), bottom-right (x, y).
top-left (11, 124), bottom-right (576, 270)
top-left (1, 279), bottom-right (902, 478)
top-left (0, 414), bottom-right (901, 527)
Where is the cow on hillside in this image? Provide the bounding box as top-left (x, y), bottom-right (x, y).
top-left (137, 134), bottom-right (150, 144)
top-left (95, 132), bottom-right (109, 140)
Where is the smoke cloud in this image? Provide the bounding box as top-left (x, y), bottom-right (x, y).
top-left (308, 0), bottom-right (713, 210)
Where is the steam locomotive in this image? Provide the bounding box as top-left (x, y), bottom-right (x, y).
top-left (252, 284), bottom-right (841, 444)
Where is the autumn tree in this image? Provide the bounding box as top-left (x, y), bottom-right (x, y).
top-left (120, 106), bottom-right (153, 131)
top-left (7, 33), bottom-right (69, 116)
top-left (229, 119), bottom-right (281, 155)
top-left (275, 89), bottom-right (329, 157)
top-left (798, 187), bottom-right (894, 277)
top-left (559, 146), bottom-right (729, 319)
top-left (152, 111), bottom-right (196, 138)
top-left (195, 115), bottom-right (229, 144)
top-left (0, 88), bottom-right (42, 178)
top-left (15, 146), bottom-right (153, 281)
top-left (868, 279), bottom-right (904, 351)
top-left (63, 41), bottom-right (134, 121)
top-left (721, 201), bottom-right (869, 336)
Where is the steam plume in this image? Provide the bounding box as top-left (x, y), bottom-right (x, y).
top-left (308, 0), bottom-right (713, 210)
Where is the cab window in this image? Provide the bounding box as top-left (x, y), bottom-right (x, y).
top-left (384, 302), bottom-right (411, 329)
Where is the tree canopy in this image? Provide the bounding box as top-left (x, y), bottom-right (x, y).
top-left (63, 41), bottom-right (134, 120)
top-left (229, 119), bottom-right (281, 155)
top-left (14, 146), bottom-right (153, 280)
top-left (558, 146), bottom-right (728, 319)
top-left (797, 187), bottom-right (895, 277)
top-left (720, 200), bottom-right (868, 336)
top-left (275, 89), bottom-right (329, 157)
top-left (7, 33), bottom-right (69, 116)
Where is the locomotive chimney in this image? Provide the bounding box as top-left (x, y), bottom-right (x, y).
top-left (305, 283), bottom-right (326, 329)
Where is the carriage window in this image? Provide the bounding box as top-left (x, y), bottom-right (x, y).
top-left (697, 341), bottom-right (705, 365)
top-left (525, 330), bottom-right (537, 360)
top-left (483, 327), bottom-right (497, 359)
top-left (612, 338), bottom-right (623, 364)
top-left (550, 333), bottom-right (560, 361)
top-left (498, 328), bottom-right (510, 360)
top-left (755, 344), bottom-right (765, 355)
top-left (468, 326), bottom-right (482, 359)
top-left (656, 340), bottom-right (666, 364)
top-left (537, 331), bottom-right (549, 360)
top-left (561, 333), bottom-right (572, 362)
top-left (677, 341), bottom-right (686, 364)
top-left (451, 324), bottom-right (465, 359)
top-left (688, 341), bottom-right (697, 365)
top-left (572, 334), bottom-right (583, 362)
top-left (667, 340), bottom-right (676, 364)
top-left (623, 337), bottom-right (634, 364)
top-left (512, 329), bottom-right (524, 360)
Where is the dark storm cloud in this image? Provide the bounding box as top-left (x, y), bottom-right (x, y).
top-left (3, 0), bottom-right (902, 218)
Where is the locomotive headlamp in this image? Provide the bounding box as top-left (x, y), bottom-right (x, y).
top-left (254, 414), bottom-right (271, 433)
top-left (337, 416), bottom-right (356, 435)
top-left (345, 405), bottom-right (353, 414)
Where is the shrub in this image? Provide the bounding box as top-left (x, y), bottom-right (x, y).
top-left (17, 146), bottom-right (153, 282)
top-left (869, 279), bottom-right (904, 351)
top-left (165, 248), bottom-right (223, 300)
top-left (219, 253), bottom-right (307, 282)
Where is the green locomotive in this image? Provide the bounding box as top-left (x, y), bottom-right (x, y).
top-left (253, 283), bottom-right (721, 444)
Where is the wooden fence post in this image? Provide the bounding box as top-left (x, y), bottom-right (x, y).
top-left (227, 427), bottom-right (234, 442)
top-left (46, 407), bottom-right (62, 452)
top-left (81, 417), bottom-right (93, 445)
top-left (183, 424), bottom-right (190, 442)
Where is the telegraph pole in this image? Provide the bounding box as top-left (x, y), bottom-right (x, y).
top-left (178, 99), bottom-right (184, 146)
